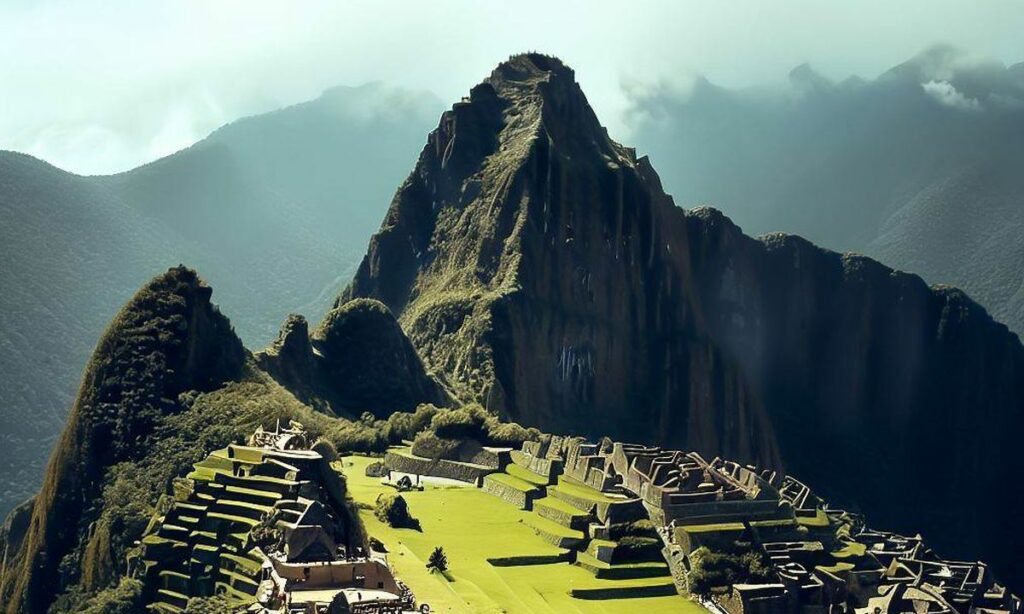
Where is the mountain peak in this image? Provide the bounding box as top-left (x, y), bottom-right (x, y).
top-left (342, 55), bottom-right (780, 466)
top-left (488, 53), bottom-right (575, 88)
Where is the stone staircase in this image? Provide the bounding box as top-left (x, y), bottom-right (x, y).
top-left (138, 445), bottom-right (305, 612)
top-left (481, 451), bottom-right (679, 600)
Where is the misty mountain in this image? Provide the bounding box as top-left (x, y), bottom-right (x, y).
top-left (0, 82), bottom-right (443, 517)
top-left (627, 45), bottom-right (1024, 335)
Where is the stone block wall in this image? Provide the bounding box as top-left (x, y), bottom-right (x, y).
top-left (481, 474), bottom-right (537, 509)
top-left (383, 451), bottom-right (495, 484)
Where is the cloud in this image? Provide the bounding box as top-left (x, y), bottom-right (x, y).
top-left (2, 1), bottom-right (1024, 173)
top-left (921, 80), bottom-right (982, 111)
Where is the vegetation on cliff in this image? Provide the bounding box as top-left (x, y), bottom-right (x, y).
top-left (411, 403), bottom-right (539, 461)
top-left (257, 299), bottom-right (451, 417)
top-left (0, 268), bottom-right (452, 612)
top-left (1, 266), bottom-right (247, 613)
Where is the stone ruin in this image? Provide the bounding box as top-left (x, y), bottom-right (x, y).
top-left (133, 420), bottom-right (421, 614)
top-left (509, 437), bottom-right (1022, 614)
top-left (364, 429), bottom-right (1021, 614)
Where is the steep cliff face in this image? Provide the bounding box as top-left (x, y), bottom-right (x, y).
top-left (343, 53), bottom-right (1024, 587)
top-left (342, 54), bottom-right (781, 468)
top-left (257, 300), bottom-right (449, 416)
top-left (684, 209), bottom-right (1024, 585)
top-left (1, 267), bottom-right (247, 613)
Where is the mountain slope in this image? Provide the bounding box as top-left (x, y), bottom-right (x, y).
top-left (0, 83), bottom-right (443, 518)
top-left (341, 53), bottom-right (1024, 587)
top-left (628, 45), bottom-right (1024, 335)
top-left (342, 54), bottom-right (782, 468)
top-left (0, 267), bottom-right (247, 613)
top-left (0, 266), bottom-right (444, 613)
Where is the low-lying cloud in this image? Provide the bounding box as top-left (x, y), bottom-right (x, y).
top-left (922, 80), bottom-right (982, 111)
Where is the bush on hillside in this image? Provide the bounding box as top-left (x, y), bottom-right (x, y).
top-left (327, 421), bottom-right (387, 454)
top-left (411, 430), bottom-right (462, 460)
top-left (486, 421), bottom-right (532, 447)
top-left (374, 493), bottom-right (417, 529)
top-left (430, 406), bottom-right (487, 439)
top-left (612, 536), bottom-right (662, 562)
top-left (427, 546), bottom-right (449, 572)
top-left (608, 519), bottom-right (658, 540)
top-left (687, 546), bottom-right (776, 596)
top-left (311, 438), bottom-right (339, 462)
top-left (77, 578), bottom-right (144, 614)
top-left (382, 403), bottom-right (441, 443)
top-left (183, 595), bottom-right (243, 614)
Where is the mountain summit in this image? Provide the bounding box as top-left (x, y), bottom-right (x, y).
top-left (343, 53), bottom-right (1024, 587)
top-left (343, 53), bottom-right (781, 467)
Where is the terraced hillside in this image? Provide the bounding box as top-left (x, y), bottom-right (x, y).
top-left (138, 439), bottom-right (359, 612)
top-left (482, 458), bottom-right (679, 601)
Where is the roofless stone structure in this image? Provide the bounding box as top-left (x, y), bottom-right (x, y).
top-left (382, 431), bottom-right (1022, 613)
top-left (134, 421), bottom-right (419, 613)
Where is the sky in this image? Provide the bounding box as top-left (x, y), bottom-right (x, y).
top-left (1, 0), bottom-right (1022, 175)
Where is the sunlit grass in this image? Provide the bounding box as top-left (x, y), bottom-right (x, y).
top-left (341, 454), bottom-right (703, 614)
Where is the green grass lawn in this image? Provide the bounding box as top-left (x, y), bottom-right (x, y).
top-left (485, 472), bottom-right (538, 492)
top-left (523, 513), bottom-right (585, 540)
top-left (831, 541), bottom-right (867, 558)
top-left (534, 495), bottom-right (588, 518)
top-left (505, 463), bottom-right (550, 486)
top-left (550, 479), bottom-right (623, 504)
top-left (340, 454), bottom-right (704, 614)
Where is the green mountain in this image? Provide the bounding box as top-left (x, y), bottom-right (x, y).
top-left (627, 45), bottom-right (1024, 336)
top-left (0, 267), bottom-right (444, 612)
top-left (0, 83), bottom-right (444, 518)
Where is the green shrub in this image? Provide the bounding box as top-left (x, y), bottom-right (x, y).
top-left (430, 408), bottom-right (486, 439)
top-left (608, 519), bottom-right (658, 540)
top-left (374, 494), bottom-right (416, 528)
top-left (411, 430), bottom-right (462, 460)
top-left (612, 536), bottom-right (661, 562)
top-left (686, 546), bottom-right (775, 596)
top-left (183, 595), bottom-right (243, 613)
top-left (486, 421), bottom-right (531, 446)
top-left (78, 578), bottom-right (144, 614)
top-left (427, 546), bottom-right (449, 572)
top-left (383, 403), bottom-right (441, 443)
top-left (328, 421), bottom-right (387, 453)
top-left (311, 438), bottom-right (339, 462)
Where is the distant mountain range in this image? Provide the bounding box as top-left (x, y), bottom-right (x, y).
top-left (628, 45), bottom-right (1024, 337)
top-left (0, 83), bottom-right (444, 516)
top-left (3, 46), bottom-right (1023, 527)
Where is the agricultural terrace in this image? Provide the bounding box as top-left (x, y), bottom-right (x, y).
top-left (340, 453), bottom-right (704, 614)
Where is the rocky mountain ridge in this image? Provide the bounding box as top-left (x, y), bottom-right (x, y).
top-left (629, 45), bottom-right (1024, 336)
top-left (343, 53), bottom-right (1024, 587)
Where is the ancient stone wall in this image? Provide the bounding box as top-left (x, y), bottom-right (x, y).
top-left (383, 451), bottom-right (494, 484)
top-left (481, 475), bottom-right (536, 509)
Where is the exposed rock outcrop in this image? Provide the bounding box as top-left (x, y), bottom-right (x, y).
top-left (258, 299), bottom-right (449, 416)
top-left (0, 267), bottom-right (247, 613)
top-left (256, 314), bottom-right (317, 397)
top-left (684, 209), bottom-right (1024, 585)
top-left (342, 53), bottom-right (1024, 587)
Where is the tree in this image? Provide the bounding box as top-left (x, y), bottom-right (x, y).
top-left (375, 493), bottom-right (415, 528)
top-left (427, 546), bottom-right (449, 572)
